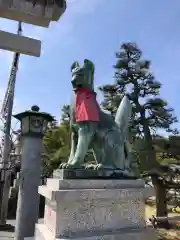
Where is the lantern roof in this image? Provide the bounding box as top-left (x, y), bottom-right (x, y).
top-left (13, 105), bottom-right (54, 122)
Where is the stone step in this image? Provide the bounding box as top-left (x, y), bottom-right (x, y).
top-left (144, 187), bottom-right (155, 199)
top-left (13, 178), bottom-right (20, 188)
top-left (35, 224), bottom-right (55, 240)
top-left (36, 179), bottom-right (157, 240)
top-left (39, 184), bottom-right (145, 202)
top-left (46, 178), bottom-right (145, 190)
top-left (10, 187), bottom-right (18, 198)
top-left (35, 223), bottom-right (157, 240)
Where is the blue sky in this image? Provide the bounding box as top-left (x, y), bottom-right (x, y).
top-left (0, 0), bottom-right (180, 130)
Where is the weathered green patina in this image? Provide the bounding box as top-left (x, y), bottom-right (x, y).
top-left (60, 59), bottom-right (133, 175)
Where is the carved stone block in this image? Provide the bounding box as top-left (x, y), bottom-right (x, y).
top-left (35, 178), bottom-right (157, 240)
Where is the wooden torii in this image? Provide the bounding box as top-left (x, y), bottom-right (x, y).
top-left (0, 0), bottom-right (66, 57)
top-left (0, 0), bottom-right (66, 226)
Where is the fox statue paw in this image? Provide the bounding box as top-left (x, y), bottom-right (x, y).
top-left (85, 164), bottom-right (104, 170)
top-left (59, 162), bottom-right (84, 169)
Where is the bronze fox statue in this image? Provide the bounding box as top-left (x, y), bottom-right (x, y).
top-left (60, 59), bottom-right (133, 174)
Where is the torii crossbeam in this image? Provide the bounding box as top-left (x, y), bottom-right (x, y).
top-left (0, 0), bottom-right (66, 56)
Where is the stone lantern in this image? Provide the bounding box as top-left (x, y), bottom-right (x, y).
top-left (14, 105), bottom-right (53, 138)
top-left (13, 105), bottom-right (53, 240)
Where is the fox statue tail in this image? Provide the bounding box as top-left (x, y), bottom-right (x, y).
top-left (114, 95), bottom-right (132, 137)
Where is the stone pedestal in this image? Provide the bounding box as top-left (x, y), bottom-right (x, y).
top-left (35, 172), bottom-right (157, 240)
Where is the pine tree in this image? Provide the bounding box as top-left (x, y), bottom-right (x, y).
top-left (42, 111), bottom-right (70, 176)
top-left (61, 105), bottom-right (70, 125)
top-left (99, 43), bottom-right (178, 228)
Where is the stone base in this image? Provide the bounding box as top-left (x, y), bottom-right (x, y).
top-left (53, 169), bottom-right (137, 179)
top-left (36, 223), bottom-right (156, 240)
top-left (35, 178), bottom-right (157, 240)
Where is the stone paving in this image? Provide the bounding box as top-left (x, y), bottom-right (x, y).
top-left (0, 220), bottom-right (15, 240)
top-left (0, 219), bottom-right (43, 240)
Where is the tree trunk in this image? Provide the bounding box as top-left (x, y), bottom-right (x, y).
top-left (141, 114), bottom-right (169, 228)
top-left (152, 176), bottom-right (170, 229)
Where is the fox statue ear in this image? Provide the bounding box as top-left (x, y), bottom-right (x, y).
top-left (71, 61), bottom-right (80, 72)
top-left (84, 59), bottom-right (95, 74)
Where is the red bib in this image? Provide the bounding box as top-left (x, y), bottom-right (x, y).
top-left (75, 88), bottom-right (99, 122)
